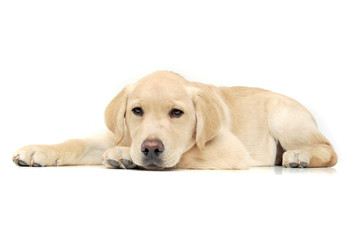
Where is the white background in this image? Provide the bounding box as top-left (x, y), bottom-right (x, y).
top-left (0, 0), bottom-right (360, 239)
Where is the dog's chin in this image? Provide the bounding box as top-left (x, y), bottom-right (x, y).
top-left (140, 162), bottom-right (177, 171)
top-left (142, 165), bottom-right (165, 171)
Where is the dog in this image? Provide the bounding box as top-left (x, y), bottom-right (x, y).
top-left (12, 71), bottom-right (337, 169)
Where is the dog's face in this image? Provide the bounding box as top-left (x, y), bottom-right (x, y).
top-left (125, 74), bottom-right (197, 169)
top-left (105, 71), bottom-right (224, 169)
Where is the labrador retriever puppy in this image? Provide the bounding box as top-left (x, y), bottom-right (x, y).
top-left (13, 71), bottom-right (337, 169)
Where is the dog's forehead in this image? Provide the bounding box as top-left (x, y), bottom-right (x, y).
top-left (131, 72), bottom-right (189, 100)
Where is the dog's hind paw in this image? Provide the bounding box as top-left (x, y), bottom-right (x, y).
top-left (282, 150), bottom-right (311, 168)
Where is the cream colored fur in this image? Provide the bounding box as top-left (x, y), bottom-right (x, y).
top-left (13, 71), bottom-right (337, 169)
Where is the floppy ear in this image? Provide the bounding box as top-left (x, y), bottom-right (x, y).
top-left (193, 86), bottom-right (224, 151)
top-left (104, 87), bottom-right (130, 144)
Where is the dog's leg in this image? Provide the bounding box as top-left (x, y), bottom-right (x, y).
top-left (12, 132), bottom-right (115, 167)
top-left (268, 98), bottom-right (337, 168)
top-left (177, 128), bottom-right (252, 170)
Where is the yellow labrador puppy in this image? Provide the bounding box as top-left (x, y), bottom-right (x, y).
top-left (13, 71), bottom-right (337, 169)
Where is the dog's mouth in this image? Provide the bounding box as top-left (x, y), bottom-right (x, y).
top-left (141, 162), bottom-right (171, 170)
top-left (141, 164), bottom-right (165, 171)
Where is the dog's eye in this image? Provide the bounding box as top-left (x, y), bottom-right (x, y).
top-left (132, 107), bottom-right (144, 117)
top-left (169, 109), bottom-right (184, 118)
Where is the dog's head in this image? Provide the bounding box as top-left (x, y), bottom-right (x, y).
top-left (105, 71), bottom-right (226, 169)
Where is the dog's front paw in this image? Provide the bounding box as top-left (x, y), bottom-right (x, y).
top-left (102, 146), bottom-right (137, 169)
top-left (282, 150), bottom-right (311, 168)
top-left (13, 145), bottom-right (61, 167)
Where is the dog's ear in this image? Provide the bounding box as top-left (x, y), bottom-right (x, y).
top-left (104, 86), bottom-right (131, 144)
top-left (192, 85), bottom-right (225, 151)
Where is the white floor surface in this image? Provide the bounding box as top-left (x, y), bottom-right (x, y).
top-left (1, 162), bottom-right (360, 240)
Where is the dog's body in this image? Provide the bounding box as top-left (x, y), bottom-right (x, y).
top-left (13, 71), bottom-right (337, 169)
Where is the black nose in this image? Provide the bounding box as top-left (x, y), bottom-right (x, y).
top-left (141, 139), bottom-right (164, 157)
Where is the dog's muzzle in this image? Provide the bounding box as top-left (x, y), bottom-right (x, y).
top-left (141, 139), bottom-right (164, 168)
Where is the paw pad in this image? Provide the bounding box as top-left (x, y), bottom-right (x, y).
top-left (283, 150), bottom-right (311, 168)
